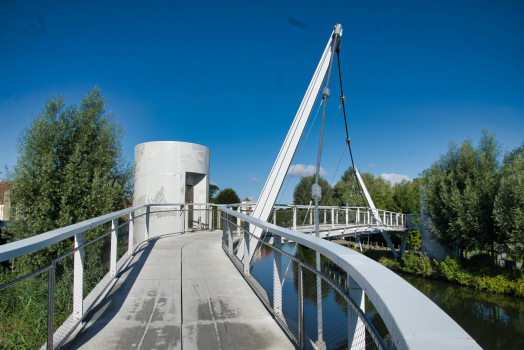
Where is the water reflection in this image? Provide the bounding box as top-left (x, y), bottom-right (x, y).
top-left (250, 243), bottom-right (395, 349)
top-left (250, 243), bottom-right (524, 350)
top-left (398, 272), bottom-right (524, 350)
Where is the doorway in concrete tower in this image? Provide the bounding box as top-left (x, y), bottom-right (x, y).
top-left (185, 184), bottom-right (194, 228)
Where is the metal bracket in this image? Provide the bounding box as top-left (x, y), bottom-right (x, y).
top-left (322, 87), bottom-right (330, 99)
top-left (312, 183), bottom-right (322, 200)
top-left (340, 95), bottom-right (345, 104)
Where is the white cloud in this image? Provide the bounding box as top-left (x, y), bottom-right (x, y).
top-left (287, 164), bottom-right (327, 178)
top-left (380, 173), bottom-right (412, 185)
top-left (368, 163), bottom-right (377, 168)
top-left (210, 180), bottom-right (218, 186)
top-left (250, 176), bottom-right (260, 183)
top-left (248, 196), bottom-right (255, 201)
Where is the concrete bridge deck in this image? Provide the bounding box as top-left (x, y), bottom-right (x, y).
top-left (63, 230), bottom-right (296, 350)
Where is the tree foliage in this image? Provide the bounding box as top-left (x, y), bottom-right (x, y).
top-left (494, 143), bottom-right (524, 260)
top-left (292, 175), bottom-right (333, 205)
top-left (6, 87), bottom-right (132, 273)
top-left (209, 184), bottom-right (220, 203)
top-left (422, 129), bottom-right (503, 257)
top-left (214, 188), bottom-right (241, 204)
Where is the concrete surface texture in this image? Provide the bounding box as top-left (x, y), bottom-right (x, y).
top-left (63, 230), bottom-right (296, 350)
top-left (133, 141), bottom-right (211, 242)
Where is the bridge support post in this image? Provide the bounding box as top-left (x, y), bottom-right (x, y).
top-left (227, 214), bottom-right (234, 254)
top-left (128, 212), bottom-right (134, 255)
top-left (73, 232), bottom-right (84, 321)
top-left (110, 219), bottom-right (118, 278)
top-left (399, 232), bottom-right (409, 258)
top-left (221, 212), bottom-right (227, 247)
top-left (346, 208), bottom-right (348, 225)
top-left (293, 207), bottom-right (297, 231)
top-left (237, 206), bottom-right (241, 236)
top-left (347, 275), bottom-right (366, 350)
top-left (381, 230), bottom-right (399, 258)
top-left (331, 208), bottom-right (335, 228)
top-left (316, 251), bottom-right (326, 348)
top-left (297, 264), bottom-right (305, 349)
top-left (273, 233), bottom-right (282, 315)
top-left (243, 227), bottom-right (250, 276)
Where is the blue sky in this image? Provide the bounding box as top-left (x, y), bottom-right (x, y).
top-left (1, 0), bottom-right (523, 204)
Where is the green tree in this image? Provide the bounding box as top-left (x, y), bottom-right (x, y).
top-left (422, 129), bottom-right (502, 259)
top-left (6, 87), bottom-right (132, 273)
top-left (292, 175), bottom-right (333, 205)
top-left (391, 178), bottom-right (421, 214)
top-left (215, 188), bottom-right (241, 204)
top-left (494, 143), bottom-right (524, 261)
top-left (209, 184), bottom-right (220, 203)
top-left (330, 167), bottom-right (396, 210)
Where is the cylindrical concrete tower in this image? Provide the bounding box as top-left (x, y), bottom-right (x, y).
top-left (133, 141), bottom-right (210, 244)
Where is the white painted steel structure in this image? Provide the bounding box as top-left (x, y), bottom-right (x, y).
top-left (0, 204), bottom-right (481, 349)
top-left (221, 205), bottom-right (481, 350)
top-left (241, 27), bottom-right (341, 262)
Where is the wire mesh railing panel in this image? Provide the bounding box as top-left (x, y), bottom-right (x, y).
top-left (52, 253), bottom-right (74, 348)
top-left (116, 223), bottom-right (129, 262)
top-left (82, 234), bottom-right (111, 302)
top-left (0, 270), bottom-right (49, 350)
top-left (221, 212), bottom-right (386, 350)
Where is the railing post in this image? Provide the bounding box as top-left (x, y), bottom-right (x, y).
top-left (293, 206), bottom-right (297, 231)
top-left (110, 219), bottom-right (118, 278)
top-left (73, 232), bottom-right (84, 321)
top-left (237, 206), bottom-right (241, 236)
top-left (346, 208), bottom-right (349, 225)
top-left (227, 214), bottom-right (234, 254)
top-left (273, 232), bottom-right (282, 316)
top-left (221, 211), bottom-right (226, 245)
top-left (347, 274), bottom-right (366, 350)
top-left (356, 208), bottom-right (360, 224)
top-left (243, 226), bottom-right (250, 276)
top-left (383, 211), bottom-right (386, 225)
top-left (396, 213), bottom-right (399, 226)
top-left (128, 211), bottom-right (134, 255)
top-left (390, 212), bottom-right (393, 226)
top-left (273, 208), bottom-right (277, 225)
top-left (145, 206), bottom-right (150, 239)
top-left (210, 206), bottom-right (214, 230)
top-left (324, 209), bottom-right (326, 224)
top-left (297, 263), bottom-right (304, 349)
top-left (310, 210), bottom-right (313, 226)
top-left (47, 262), bottom-right (55, 350)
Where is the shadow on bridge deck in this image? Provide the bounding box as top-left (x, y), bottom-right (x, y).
top-left (62, 230), bottom-right (296, 350)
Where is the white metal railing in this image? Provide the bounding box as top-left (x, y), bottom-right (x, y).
top-left (0, 203), bottom-right (220, 349)
top-left (0, 202), bottom-right (429, 349)
top-left (220, 206), bottom-right (481, 350)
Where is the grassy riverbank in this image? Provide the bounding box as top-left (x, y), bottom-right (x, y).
top-left (362, 249), bottom-right (524, 297)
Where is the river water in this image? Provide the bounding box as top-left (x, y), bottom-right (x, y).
top-left (251, 243), bottom-right (524, 350)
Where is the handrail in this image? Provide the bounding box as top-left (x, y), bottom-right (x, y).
top-left (220, 206), bottom-right (480, 350)
top-left (0, 203), bottom-right (221, 263)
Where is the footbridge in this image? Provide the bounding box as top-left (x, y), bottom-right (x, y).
top-left (0, 24), bottom-right (481, 350)
top-left (237, 203), bottom-right (421, 258)
top-left (0, 204), bottom-right (480, 350)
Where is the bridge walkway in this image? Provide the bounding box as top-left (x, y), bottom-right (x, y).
top-left (62, 230), bottom-right (296, 350)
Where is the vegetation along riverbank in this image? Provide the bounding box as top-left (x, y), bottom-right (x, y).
top-left (361, 249), bottom-right (524, 297)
